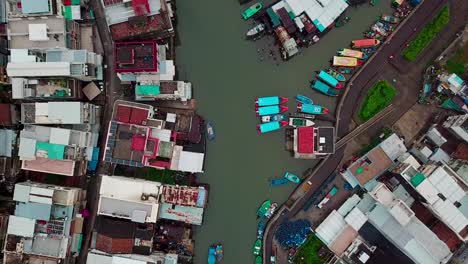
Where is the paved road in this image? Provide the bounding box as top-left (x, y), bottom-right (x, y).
top-left (77, 2), bottom-right (122, 263)
top-left (263, 0), bottom-right (467, 262)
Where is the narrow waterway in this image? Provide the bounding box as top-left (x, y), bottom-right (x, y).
top-left (175, 1), bottom-right (392, 263)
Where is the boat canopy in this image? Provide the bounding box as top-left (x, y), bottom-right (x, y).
top-left (318, 70), bottom-right (339, 87)
top-left (339, 48), bottom-right (364, 59)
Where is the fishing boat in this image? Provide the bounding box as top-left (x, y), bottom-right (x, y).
top-left (257, 121), bottom-right (288, 134)
top-left (295, 95), bottom-right (313, 105)
top-left (246, 23), bottom-right (266, 38)
top-left (326, 68), bottom-right (346, 82)
top-left (381, 14), bottom-right (399, 23)
top-left (288, 118), bottom-right (315, 128)
top-left (242, 2), bottom-right (263, 20)
top-left (257, 221), bottom-right (266, 239)
top-left (335, 16), bottom-right (350, 27)
top-left (317, 70), bottom-right (342, 88)
top-left (253, 239), bottom-right (262, 255)
top-left (265, 202), bottom-right (278, 218)
top-left (256, 105), bottom-right (288, 117)
top-left (261, 114), bottom-right (286, 123)
top-left (297, 103), bottom-right (329, 115)
top-left (257, 200), bottom-right (271, 218)
top-left (338, 67), bottom-right (353, 74)
top-left (284, 172), bottom-right (300, 183)
top-left (311, 80), bottom-right (338, 97)
top-left (255, 96), bottom-right (288, 107)
top-left (256, 256), bottom-right (263, 264)
top-left (206, 121), bottom-right (215, 141)
top-left (289, 112), bottom-right (316, 120)
top-left (216, 244), bottom-right (224, 262)
top-left (271, 177), bottom-right (289, 186)
top-left (337, 48), bottom-right (365, 59)
top-left (352, 38), bottom-right (380, 48)
top-left (333, 56), bottom-right (363, 67)
top-left (208, 246), bottom-right (216, 264)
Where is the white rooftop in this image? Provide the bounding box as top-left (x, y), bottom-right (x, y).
top-left (29, 24), bottom-right (49, 41)
top-left (315, 210), bottom-right (347, 245)
top-left (379, 134), bottom-right (407, 160)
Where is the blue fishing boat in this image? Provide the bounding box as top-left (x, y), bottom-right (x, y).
top-left (317, 70), bottom-right (342, 89)
top-left (271, 177), bottom-right (289, 186)
top-left (297, 104), bottom-right (329, 115)
top-left (284, 172), bottom-right (301, 183)
top-left (326, 68), bottom-right (346, 82)
top-left (256, 105), bottom-right (288, 117)
top-left (257, 220), bottom-right (266, 239)
top-left (255, 96), bottom-right (288, 107)
top-left (216, 244), bottom-right (224, 262)
top-left (311, 80), bottom-right (338, 97)
top-left (257, 121), bottom-right (288, 134)
top-left (206, 121), bottom-right (215, 140)
top-left (208, 246), bottom-right (216, 264)
top-left (261, 114), bottom-right (286, 123)
top-left (295, 95), bottom-right (313, 105)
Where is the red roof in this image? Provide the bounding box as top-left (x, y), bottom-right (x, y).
top-left (0, 104), bottom-right (11, 126)
top-left (115, 105), bottom-right (149, 125)
top-left (114, 41), bottom-right (158, 73)
top-left (132, 0), bottom-right (150, 16)
top-left (110, 14), bottom-right (168, 41)
top-left (453, 143), bottom-right (468, 161)
top-left (298, 127), bottom-right (314, 153)
top-left (96, 234), bottom-right (134, 254)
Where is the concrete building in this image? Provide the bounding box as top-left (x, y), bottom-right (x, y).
top-left (12, 77), bottom-right (80, 100)
top-left (341, 134), bottom-right (407, 190)
top-left (18, 125), bottom-right (98, 176)
top-left (98, 175), bottom-right (162, 223)
top-left (114, 41), bottom-right (175, 83)
top-left (87, 250), bottom-right (178, 264)
top-left (393, 161), bottom-right (468, 242)
top-left (135, 80), bottom-right (192, 102)
top-left (7, 49), bottom-right (103, 81)
top-left (0, 129), bottom-right (19, 193)
top-left (20, 102), bottom-right (99, 124)
top-left (293, 126), bottom-right (335, 159)
top-left (103, 100), bottom-right (205, 173)
top-left (443, 114), bottom-right (468, 143)
top-left (102, 0), bottom-right (174, 41)
top-left (3, 181), bottom-right (85, 264)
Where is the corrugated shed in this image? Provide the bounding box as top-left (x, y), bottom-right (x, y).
top-left (415, 180), bottom-right (439, 205)
top-left (427, 167), bottom-right (465, 203)
top-left (96, 234), bottom-right (134, 254)
top-left (315, 210), bottom-right (347, 245)
top-left (379, 133), bottom-right (407, 160)
top-left (7, 215), bottom-right (35, 237)
top-left (337, 194), bottom-right (361, 216)
top-left (432, 199), bottom-right (468, 234)
top-left (344, 207), bottom-right (368, 231)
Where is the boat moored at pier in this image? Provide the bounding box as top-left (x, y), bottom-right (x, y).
top-left (257, 121), bottom-right (288, 134)
top-left (297, 103), bottom-right (329, 115)
top-left (242, 2), bottom-right (263, 20)
top-left (288, 118), bottom-right (315, 127)
top-left (317, 70), bottom-right (343, 88)
top-left (256, 105), bottom-right (288, 116)
top-left (255, 96), bottom-right (288, 107)
top-left (337, 48), bottom-right (365, 59)
top-left (261, 114), bottom-right (286, 123)
top-left (352, 38), bottom-right (380, 48)
top-left (311, 80), bottom-right (338, 97)
top-left (333, 56), bottom-right (363, 67)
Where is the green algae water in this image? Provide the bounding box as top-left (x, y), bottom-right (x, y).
top-left (175, 1), bottom-right (393, 263)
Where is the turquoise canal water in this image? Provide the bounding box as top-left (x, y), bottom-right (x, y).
top-left (175, 1), bottom-right (392, 263)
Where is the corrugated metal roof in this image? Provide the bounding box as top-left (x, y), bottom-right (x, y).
top-left (337, 194), bottom-right (361, 216)
top-left (7, 62), bottom-right (71, 77)
top-left (13, 183), bottom-right (31, 203)
top-left (19, 137), bottom-right (37, 159)
top-left (21, 0), bottom-right (50, 14)
top-left (344, 207), bottom-right (367, 231)
top-left (7, 215), bottom-right (35, 237)
top-left (0, 129), bottom-right (13, 157)
top-left (432, 199), bottom-right (467, 233)
top-left (427, 166), bottom-right (465, 203)
top-left (86, 251), bottom-right (113, 264)
top-left (48, 102), bottom-right (82, 124)
top-left (379, 133), bottom-right (407, 160)
top-left (415, 179), bottom-right (439, 205)
top-left (315, 210), bottom-right (347, 245)
top-left (15, 202), bottom-right (52, 221)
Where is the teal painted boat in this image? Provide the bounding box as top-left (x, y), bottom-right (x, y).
top-left (255, 96), bottom-right (288, 107)
top-left (317, 70), bottom-right (342, 88)
top-left (256, 256), bottom-right (263, 264)
top-left (208, 246), bottom-right (216, 264)
top-left (271, 177), bottom-right (289, 186)
top-left (257, 200), bottom-right (271, 218)
top-left (261, 114), bottom-right (286, 123)
top-left (327, 68), bottom-right (346, 82)
top-left (242, 2), bottom-right (263, 20)
top-left (311, 80), bottom-right (338, 97)
top-left (297, 103), bottom-right (329, 115)
top-left (253, 239), bottom-right (262, 255)
top-left (256, 105), bottom-right (288, 116)
top-left (295, 95), bottom-right (313, 104)
top-left (257, 121), bottom-right (287, 134)
top-left (284, 172), bottom-right (300, 183)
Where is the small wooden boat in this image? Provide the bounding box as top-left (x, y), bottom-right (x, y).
top-left (295, 95), bottom-right (313, 105)
top-left (289, 113), bottom-right (316, 120)
top-left (327, 68), bottom-right (346, 82)
top-left (257, 200), bottom-right (271, 218)
top-left (257, 220), bottom-right (266, 239)
top-left (288, 118), bottom-right (315, 128)
top-left (265, 202), bottom-right (278, 218)
top-left (216, 244), bottom-right (224, 262)
top-left (333, 56), bottom-right (363, 67)
top-left (208, 246), bottom-right (216, 264)
top-left (206, 121), bottom-right (215, 141)
top-left (335, 16), bottom-right (350, 27)
top-left (284, 172), bottom-right (300, 183)
top-left (261, 114), bottom-right (286, 123)
top-left (242, 2), bottom-right (263, 20)
top-left (246, 23), bottom-right (265, 38)
top-left (257, 121), bottom-right (288, 134)
top-left (352, 38), bottom-right (380, 48)
top-left (317, 70), bottom-right (342, 88)
top-left (253, 239), bottom-right (262, 255)
top-left (297, 103), bottom-right (329, 115)
top-left (381, 14), bottom-right (400, 24)
top-left (338, 67), bottom-right (352, 74)
top-left (256, 256), bottom-right (263, 264)
top-left (271, 177), bottom-right (289, 186)
top-left (256, 105), bottom-right (288, 117)
top-left (255, 96), bottom-right (288, 107)
top-left (337, 48), bottom-right (365, 59)
top-left (311, 80), bottom-right (338, 97)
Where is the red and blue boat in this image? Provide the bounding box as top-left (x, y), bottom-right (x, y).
top-left (261, 114), bottom-right (286, 123)
top-left (317, 70), bottom-right (342, 88)
top-left (256, 105), bottom-right (288, 116)
top-left (255, 96), bottom-right (288, 107)
top-left (257, 121), bottom-right (288, 134)
top-left (297, 104), bottom-right (329, 115)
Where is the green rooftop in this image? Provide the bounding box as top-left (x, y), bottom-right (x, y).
top-left (36, 142), bottom-right (65, 160)
top-left (136, 85), bottom-right (161, 96)
top-left (410, 172), bottom-right (425, 187)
